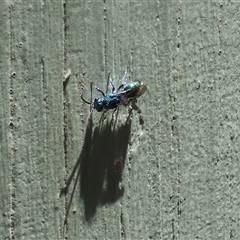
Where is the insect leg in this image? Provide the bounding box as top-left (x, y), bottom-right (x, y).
top-left (125, 100), bottom-right (131, 106)
top-left (107, 73), bottom-right (116, 92)
top-left (116, 83), bottom-right (124, 92)
top-left (121, 69), bottom-right (128, 85)
top-left (110, 80), bottom-right (115, 93)
top-left (111, 107), bottom-right (119, 129)
top-left (95, 86), bottom-right (105, 97)
top-left (99, 109), bottom-right (108, 123)
top-left (123, 99), bottom-right (131, 106)
top-left (116, 69), bottom-right (128, 92)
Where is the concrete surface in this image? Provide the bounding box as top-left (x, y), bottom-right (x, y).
top-left (0, 1), bottom-right (239, 239)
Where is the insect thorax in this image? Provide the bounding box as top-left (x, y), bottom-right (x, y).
top-left (103, 94), bottom-right (121, 109)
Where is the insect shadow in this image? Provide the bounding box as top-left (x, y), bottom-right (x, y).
top-left (61, 117), bottom-right (131, 222)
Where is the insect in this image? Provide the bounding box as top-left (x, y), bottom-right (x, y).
top-left (121, 81), bottom-right (147, 104)
top-left (81, 70), bottom-right (147, 116)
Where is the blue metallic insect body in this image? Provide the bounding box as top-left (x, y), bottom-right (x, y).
top-left (81, 71), bottom-right (147, 114)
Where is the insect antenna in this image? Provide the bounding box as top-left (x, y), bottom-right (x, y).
top-left (81, 94), bottom-right (94, 125)
top-left (81, 95), bottom-right (92, 105)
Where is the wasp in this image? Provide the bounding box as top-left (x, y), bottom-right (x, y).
top-left (81, 70), bottom-right (147, 116)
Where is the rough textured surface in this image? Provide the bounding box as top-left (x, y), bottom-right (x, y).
top-left (0, 1), bottom-right (240, 239)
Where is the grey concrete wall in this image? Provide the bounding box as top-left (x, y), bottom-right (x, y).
top-left (1, 1), bottom-right (239, 239)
